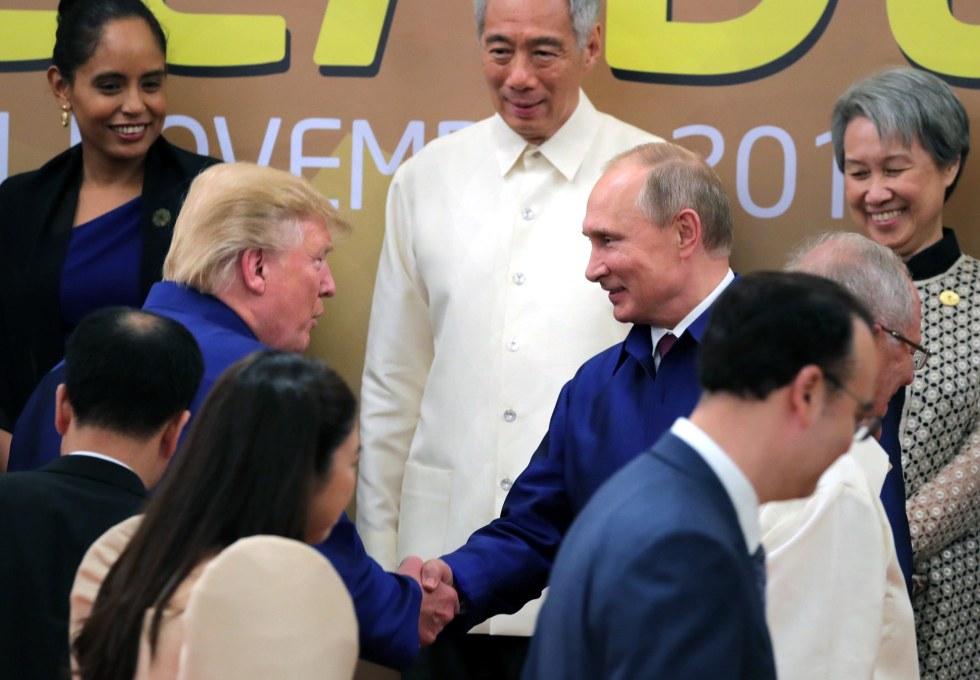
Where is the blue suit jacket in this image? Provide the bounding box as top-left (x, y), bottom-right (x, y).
top-left (8, 282), bottom-right (422, 670)
top-left (523, 432), bottom-right (776, 680)
top-left (444, 319), bottom-right (708, 629)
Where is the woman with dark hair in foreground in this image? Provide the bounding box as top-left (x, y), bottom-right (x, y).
top-left (70, 351), bottom-right (360, 680)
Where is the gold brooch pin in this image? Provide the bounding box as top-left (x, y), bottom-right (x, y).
top-left (940, 289), bottom-right (960, 306)
top-left (152, 208), bottom-right (172, 228)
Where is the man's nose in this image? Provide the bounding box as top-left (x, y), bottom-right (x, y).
top-left (320, 264), bottom-right (337, 297)
top-left (505, 52), bottom-right (537, 91)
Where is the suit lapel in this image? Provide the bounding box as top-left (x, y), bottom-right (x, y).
top-left (647, 432), bottom-right (775, 672)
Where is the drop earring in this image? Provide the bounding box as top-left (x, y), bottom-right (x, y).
top-left (60, 105), bottom-right (70, 128)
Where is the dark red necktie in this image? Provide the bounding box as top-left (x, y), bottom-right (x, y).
top-left (656, 332), bottom-right (677, 361)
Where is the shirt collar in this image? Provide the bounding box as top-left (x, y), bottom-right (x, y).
top-left (650, 269), bottom-right (735, 352)
top-left (491, 91), bottom-right (599, 181)
top-left (671, 417), bottom-right (762, 554)
top-left (146, 282), bottom-right (258, 342)
top-left (67, 450), bottom-right (135, 473)
top-left (905, 227), bottom-right (961, 280)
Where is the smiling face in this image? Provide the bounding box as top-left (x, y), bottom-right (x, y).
top-left (480, 0), bottom-right (599, 145)
top-left (49, 17), bottom-right (167, 172)
top-left (305, 425), bottom-right (359, 544)
top-left (255, 219), bottom-right (336, 352)
top-left (583, 162), bottom-right (686, 327)
top-left (843, 117), bottom-right (959, 259)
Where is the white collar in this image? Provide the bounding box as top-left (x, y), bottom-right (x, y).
top-left (670, 417), bottom-right (761, 554)
top-left (491, 91), bottom-right (600, 181)
top-left (67, 450), bottom-right (134, 473)
top-left (651, 269), bottom-right (735, 358)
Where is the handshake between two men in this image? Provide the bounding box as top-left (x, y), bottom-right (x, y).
top-left (397, 556), bottom-right (459, 646)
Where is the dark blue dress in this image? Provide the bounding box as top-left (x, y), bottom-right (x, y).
top-left (59, 196), bottom-right (143, 336)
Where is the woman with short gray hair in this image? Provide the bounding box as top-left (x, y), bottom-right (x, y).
top-left (833, 67), bottom-right (979, 679)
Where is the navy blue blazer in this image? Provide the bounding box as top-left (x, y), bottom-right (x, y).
top-left (0, 455), bottom-right (147, 680)
top-left (523, 432), bottom-right (776, 680)
top-left (444, 317), bottom-right (710, 629)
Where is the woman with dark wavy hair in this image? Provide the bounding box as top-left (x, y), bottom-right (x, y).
top-left (70, 351), bottom-right (360, 680)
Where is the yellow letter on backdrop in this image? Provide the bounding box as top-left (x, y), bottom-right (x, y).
top-left (0, 10), bottom-right (56, 64)
top-left (314, 0), bottom-right (396, 75)
top-left (606, 0), bottom-right (833, 84)
top-left (888, 0), bottom-right (980, 80)
top-left (148, 0), bottom-right (286, 69)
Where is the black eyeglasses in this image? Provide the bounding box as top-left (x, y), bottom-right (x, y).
top-left (823, 373), bottom-right (881, 441)
top-left (880, 325), bottom-right (931, 371)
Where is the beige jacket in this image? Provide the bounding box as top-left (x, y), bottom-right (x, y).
top-left (70, 516), bottom-right (358, 679)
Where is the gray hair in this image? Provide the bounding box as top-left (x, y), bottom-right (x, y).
top-left (831, 68), bottom-right (970, 200)
top-left (607, 142), bottom-right (733, 258)
top-left (787, 231), bottom-right (916, 331)
top-left (473, 0), bottom-right (599, 50)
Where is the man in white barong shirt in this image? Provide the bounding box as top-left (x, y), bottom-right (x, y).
top-left (761, 232), bottom-right (921, 680)
top-left (356, 0), bottom-right (661, 673)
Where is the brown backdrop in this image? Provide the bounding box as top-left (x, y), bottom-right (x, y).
top-left (3, 0), bottom-right (980, 394)
top-left (3, 1), bottom-right (980, 675)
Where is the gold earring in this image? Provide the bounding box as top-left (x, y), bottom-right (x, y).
top-left (60, 106), bottom-right (70, 128)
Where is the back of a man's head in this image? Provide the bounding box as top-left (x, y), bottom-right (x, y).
top-left (65, 308), bottom-right (204, 439)
top-left (786, 231), bottom-right (916, 331)
top-left (698, 271), bottom-right (874, 399)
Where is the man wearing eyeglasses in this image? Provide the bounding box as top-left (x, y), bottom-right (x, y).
top-left (760, 231), bottom-right (924, 680)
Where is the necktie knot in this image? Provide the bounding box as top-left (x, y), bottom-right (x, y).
top-left (656, 332), bottom-right (677, 360)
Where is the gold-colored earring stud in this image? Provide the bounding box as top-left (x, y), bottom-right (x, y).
top-left (60, 106), bottom-right (70, 128)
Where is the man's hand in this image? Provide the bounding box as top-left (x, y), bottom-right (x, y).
top-left (396, 555), bottom-right (424, 584)
top-left (421, 558), bottom-right (454, 592)
top-left (411, 558), bottom-right (458, 646)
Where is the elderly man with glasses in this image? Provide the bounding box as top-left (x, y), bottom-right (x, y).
top-left (759, 231), bottom-right (925, 680)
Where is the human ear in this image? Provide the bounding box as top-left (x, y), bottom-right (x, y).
top-left (788, 365), bottom-right (824, 428)
top-left (239, 248), bottom-right (267, 294)
top-left (674, 208), bottom-right (702, 255)
top-left (582, 23), bottom-right (601, 71)
top-left (47, 66), bottom-right (71, 108)
top-left (54, 384), bottom-right (73, 437)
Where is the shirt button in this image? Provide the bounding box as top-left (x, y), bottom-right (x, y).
top-left (521, 208), bottom-right (534, 221)
top-left (503, 409), bottom-right (517, 422)
top-left (500, 478), bottom-right (513, 491)
top-left (506, 338), bottom-right (519, 352)
top-left (512, 272), bottom-right (526, 285)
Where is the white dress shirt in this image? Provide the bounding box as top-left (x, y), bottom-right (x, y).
top-left (671, 417), bottom-right (761, 554)
top-left (651, 270), bottom-right (734, 370)
top-left (760, 438), bottom-right (919, 680)
top-left (357, 93), bottom-right (662, 635)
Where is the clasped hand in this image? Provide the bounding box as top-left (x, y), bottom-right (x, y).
top-left (397, 557), bottom-right (459, 646)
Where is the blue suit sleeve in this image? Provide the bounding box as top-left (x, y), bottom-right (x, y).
top-left (442, 382), bottom-right (576, 631)
top-left (8, 363), bottom-right (63, 472)
top-left (315, 513), bottom-right (421, 669)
